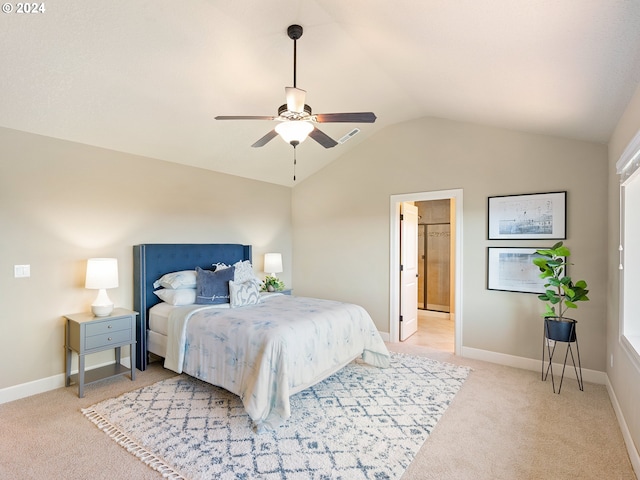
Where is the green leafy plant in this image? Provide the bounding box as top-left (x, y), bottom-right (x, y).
top-left (533, 241), bottom-right (589, 319)
top-left (261, 275), bottom-right (285, 292)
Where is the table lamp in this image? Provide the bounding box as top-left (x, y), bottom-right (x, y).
top-left (85, 258), bottom-right (119, 316)
top-left (264, 253), bottom-right (283, 278)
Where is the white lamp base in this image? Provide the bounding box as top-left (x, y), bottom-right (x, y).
top-left (91, 288), bottom-right (114, 317)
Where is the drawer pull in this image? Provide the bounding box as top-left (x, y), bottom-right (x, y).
top-left (107, 337), bottom-right (112, 341)
top-left (108, 325), bottom-right (112, 329)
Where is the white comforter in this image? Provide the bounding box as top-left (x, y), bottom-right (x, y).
top-left (164, 294), bottom-right (390, 431)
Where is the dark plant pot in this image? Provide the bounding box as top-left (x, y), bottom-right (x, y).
top-left (544, 317), bottom-right (577, 342)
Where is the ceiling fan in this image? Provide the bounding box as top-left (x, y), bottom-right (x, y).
top-left (215, 24), bottom-right (376, 150)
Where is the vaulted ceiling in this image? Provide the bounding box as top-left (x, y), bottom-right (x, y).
top-left (2, 1), bottom-right (640, 186)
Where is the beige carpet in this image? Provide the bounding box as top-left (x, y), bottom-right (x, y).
top-left (0, 343), bottom-right (636, 480)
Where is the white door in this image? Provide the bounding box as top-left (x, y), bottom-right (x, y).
top-left (400, 202), bottom-right (419, 341)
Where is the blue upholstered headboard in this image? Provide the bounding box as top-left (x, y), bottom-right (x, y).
top-left (133, 243), bottom-right (252, 370)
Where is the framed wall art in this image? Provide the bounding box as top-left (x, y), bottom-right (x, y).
top-left (487, 247), bottom-right (564, 294)
top-left (488, 191), bottom-right (566, 240)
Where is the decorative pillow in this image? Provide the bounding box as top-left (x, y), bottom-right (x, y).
top-left (153, 270), bottom-right (197, 290)
top-left (211, 262), bottom-right (230, 271)
top-left (153, 288), bottom-right (196, 306)
top-left (229, 279), bottom-right (261, 308)
top-left (195, 265), bottom-right (235, 304)
top-left (233, 260), bottom-right (259, 284)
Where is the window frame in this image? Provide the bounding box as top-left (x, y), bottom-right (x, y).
top-left (617, 130), bottom-right (640, 370)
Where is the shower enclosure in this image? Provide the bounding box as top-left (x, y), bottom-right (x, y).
top-left (417, 201), bottom-right (451, 313)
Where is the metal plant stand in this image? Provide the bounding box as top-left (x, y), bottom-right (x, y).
top-left (541, 318), bottom-right (584, 394)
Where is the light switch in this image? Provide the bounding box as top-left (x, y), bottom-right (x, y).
top-left (14, 265), bottom-right (30, 278)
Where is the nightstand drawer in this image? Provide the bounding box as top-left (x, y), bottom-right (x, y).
top-left (85, 317), bottom-right (131, 336)
top-left (85, 329), bottom-right (132, 350)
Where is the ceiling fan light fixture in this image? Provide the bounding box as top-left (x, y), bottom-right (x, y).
top-left (214, 24), bottom-right (376, 153)
top-left (275, 121), bottom-right (314, 145)
top-left (285, 87), bottom-right (306, 113)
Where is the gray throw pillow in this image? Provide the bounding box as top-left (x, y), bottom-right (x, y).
top-left (195, 265), bottom-right (235, 304)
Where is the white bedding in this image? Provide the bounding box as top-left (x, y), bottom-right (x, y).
top-left (161, 294), bottom-right (390, 431)
top-left (148, 301), bottom-right (173, 336)
top-left (148, 301), bottom-right (230, 355)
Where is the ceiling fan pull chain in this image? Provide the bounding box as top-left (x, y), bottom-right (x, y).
top-left (293, 145), bottom-right (297, 181)
top-left (291, 139), bottom-right (300, 181)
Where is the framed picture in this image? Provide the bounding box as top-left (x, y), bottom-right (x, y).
top-left (487, 247), bottom-right (564, 294)
top-left (488, 191), bottom-right (566, 240)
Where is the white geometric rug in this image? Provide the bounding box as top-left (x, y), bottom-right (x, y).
top-left (82, 353), bottom-right (470, 480)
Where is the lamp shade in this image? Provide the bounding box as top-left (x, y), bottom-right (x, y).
top-left (264, 253), bottom-right (283, 276)
top-left (285, 87), bottom-right (306, 113)
top-left (85, 258), bottom-right (118, 316)
top-left (85, 258), bottom-right (119, 289)
top-left (275, 121), bottom-right (314, 145)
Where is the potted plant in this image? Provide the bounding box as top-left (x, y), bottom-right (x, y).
top-left (261, 275), bottom-right (285, 292)
top-left (533, 241), bottom-right (589, 342)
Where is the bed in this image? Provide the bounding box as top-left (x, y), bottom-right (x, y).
top-left (133, 243), bottom-right (390, 431)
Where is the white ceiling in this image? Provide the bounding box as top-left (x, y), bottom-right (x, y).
top-left (2, 1), bottom-right (640, 186)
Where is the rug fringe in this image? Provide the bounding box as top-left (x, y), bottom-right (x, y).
top-left (81, 408), bottom-right (188, 480)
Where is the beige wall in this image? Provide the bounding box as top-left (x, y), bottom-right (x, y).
top-left (0, 127), bottom-right (292, 390)
top-left (292, 117), bottom-right (608, 371)
top-left (0, 113), bottom-right (622, 409)
top-left (607, 84), bottom-right (640, 463)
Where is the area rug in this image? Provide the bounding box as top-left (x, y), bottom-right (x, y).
top-left (82, 353), bottom-right (470, 479)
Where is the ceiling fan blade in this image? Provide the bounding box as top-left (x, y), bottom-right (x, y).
top-left (315, 112), bottom-right (377, 123)
top-left (251, 129), bottom-right (279, 148)
top-left (309, 127), bottom-right (338, 148)
top-left (215, 115), bottom-right (277, 121)
top-left (285, 87), bottom-right (306, 113)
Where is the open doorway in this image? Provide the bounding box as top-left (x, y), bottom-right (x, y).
top-left (389, 190), bottom-right (463, 354)
top-left (409, 200), bottom-right (454, 350)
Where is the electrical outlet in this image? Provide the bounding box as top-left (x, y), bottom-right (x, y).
top-left (546, 339), bottom-right (556, 349)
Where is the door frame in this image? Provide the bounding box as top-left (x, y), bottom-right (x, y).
top-left (389, 189), bottom-right (463, 353)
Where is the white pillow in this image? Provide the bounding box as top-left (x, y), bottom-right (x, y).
top-left (229, 279), bottom-right (261, 308)
top-left (233, 260), bottom-right (259, 284)
top-left (153, 288), bottom-right (196, 306)
top-left (153, 270), bottom-right (197, 289)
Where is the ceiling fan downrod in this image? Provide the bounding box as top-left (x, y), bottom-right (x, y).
top-left (287, 24), bottom-right (303, 88)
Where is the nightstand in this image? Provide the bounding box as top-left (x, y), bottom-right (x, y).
top-left (64, 308), bottom-right (137, 398)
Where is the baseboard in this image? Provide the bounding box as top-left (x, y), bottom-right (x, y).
top-left (0, 357), bottom-right (132, 405)
top-left (606, 376), bottom-right (640, 477)
top-left (0, 345), bottom-right (605, 402)
top-left (461, 346), bottom-right (607, 385)
top-left (0, 372), bottom-right (66, 405)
